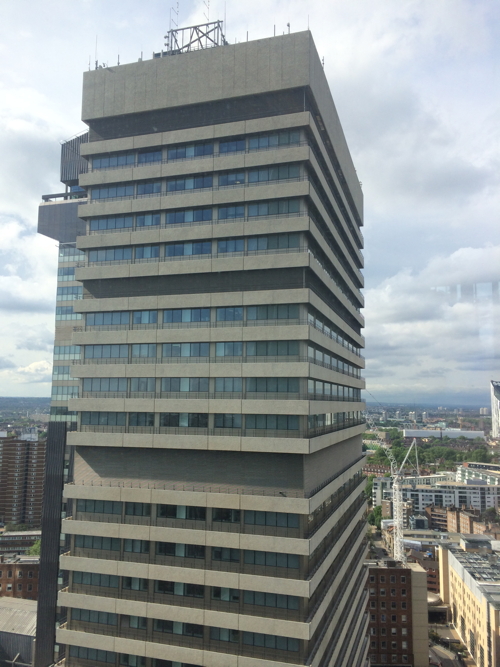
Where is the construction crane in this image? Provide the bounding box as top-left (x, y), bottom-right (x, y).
top-left (365, 412), bottom-right (418, 565)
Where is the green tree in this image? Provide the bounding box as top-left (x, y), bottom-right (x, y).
top-left (26, 539), bottom-right (41, 556)
top-left (365, 474), bottom-right (376, 501)
top-left (367, 505), bottom-right (383, 530)
top-left (5, 523), bottom-right (31, 532)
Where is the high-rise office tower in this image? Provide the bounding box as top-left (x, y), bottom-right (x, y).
top-left (491, 381), bottom-right (500, 438)
top-left (39, 25), bottom-right (367, 667)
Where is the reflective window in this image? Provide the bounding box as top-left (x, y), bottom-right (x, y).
top-left (214, 378), bottom-right (242, 392)
top-left (163, 308), bottom-right (210, 323)
top-left (165, 241), bottom-right (211, 257)
top-left (167, 142), bottom-right (213, 160)
top-left (136, 212), bottom-right (160, 227)
top-left (91, 184), bottom-right (134, 199)
top-left (245, 415), bottom-right (299, 430)
top-left (161, 378), bottom-right (208, 392)
top-left (86, 312), bottom-right (129, 326)
top-left (167, 175), bottom-right (212, 191)
top-left (159, 413), bottom-right (208, 428)
top-left (247, 304), bottom-right (299, 320)
top-left (248, 198), bottom-right (299, 217)
top-left (92, 153), bottom-right (135, 169)
top-left (247, 233), bottom-right (299, 251)
top-left (162, 342), bottom-right (209, 357)
top-left (138, 149), bottom-right (162, 163)
top-left (216, 306), bottom-right (242, 321)
top-left (89, 215), bottom-right (133, 231)
top-left (219, 137), bottom-right (245, 153)
top-left (82, 378), bottom-right (127, 392)
top-left (246, 340), bottom-right (299, 356)
top-left (219, 171), bottom-right (245, 186)
top-left (166, 207), bottom-right (212, 224)
top-left (137, 181), bottom-right (161, 195)
top-left (88, 247), bottom-right (132, 262)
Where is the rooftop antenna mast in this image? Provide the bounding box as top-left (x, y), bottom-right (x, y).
top-left (170, 2), bottom-right (179, 31)
top-left (204, 0), bottom-right (210, 22)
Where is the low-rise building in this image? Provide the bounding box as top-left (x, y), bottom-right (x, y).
top-left (440, 536), bottom-right (500, 666)
top-left (367, 560), bottom-right (428, 666)
top-left (403, 429), bottom-right (485, 439)
top-left (376, 477), bottom-right (500, 514)
top-left (425, 504), bottom-right (449, 531)
top-left (0, 531), bottom-right (40, 556)
top-left (0, 597), bottom-right (37, 666)
top-left (409, 515), bottom-right (428, 530)
top-left (406, 548), bottom-right (440, 594)
top-left (0, 555), bottom-right (39, 600)
top-left (457, 461), bottom-right (500, 485)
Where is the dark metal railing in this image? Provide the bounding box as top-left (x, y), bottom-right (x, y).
top-left (78, 419), bottom-right (365, 438)
top-left (73, 317), bottom-right (364, 359)
top-left (72, 355), bottom-right (363, 379)
top-left (80, 390), bottom-right (361, 402)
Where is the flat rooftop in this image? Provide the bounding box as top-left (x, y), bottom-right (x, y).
top-left (0, 597), bottom-right (37, 636)
top-left (449, 545), bottom-right (500, 585)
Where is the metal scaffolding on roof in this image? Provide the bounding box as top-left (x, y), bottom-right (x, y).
top-left (163, 21), bottom-right (228, 55)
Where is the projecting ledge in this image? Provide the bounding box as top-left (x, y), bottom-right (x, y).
top-left (58, 590), bottom-right (311, 640)
top-left (56, 626), bottom-right (303, 666)
top-left (66, 430), bottom-right (311, 453)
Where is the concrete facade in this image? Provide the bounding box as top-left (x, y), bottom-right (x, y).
top-left (39, 29), bottom-right (367, 667)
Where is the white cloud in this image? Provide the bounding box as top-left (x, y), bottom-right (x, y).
top-left (364, 245), bottom-right (500, 403)
top-left (0, 0), bottom-right (498, 401)
top-left (16, 360), bottom-right (53, 384)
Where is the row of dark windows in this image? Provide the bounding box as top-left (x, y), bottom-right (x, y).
top-left (71, 620), bottom-right (299, 653)
top-left (86, 232), bottom-right (301, 262)
top-left (81, 376), bottom-right (359, 399)
top-left (86, 303), bottom-right (300, 325)
top-left (80, 340), bottom-right (361, 377)
top-left (72, 570), bottom-right (299, 609)
top-left (91, 170), bottom-right (300, 198)
top-left (56, 286), bottom-right (83, 300)
top-left (76, 500), bottom-right (300, 527)
top-left (83, 340), bottom-right (299, 359)
top-left (90, 130), bottom-right (301, 170)
top-left (81, 304), bottom-right (361, 357)
top-left (74, 535), bottom-right (300, 569)
top-left (69, 645), bottom-right (197, 666)
top-left (87, 197), bottom-right (300, 230)
top-left (80, 411), bottom-right (301, 430)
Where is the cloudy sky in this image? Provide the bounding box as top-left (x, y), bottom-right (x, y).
top-left (0, 0), bottom-right (498, 405)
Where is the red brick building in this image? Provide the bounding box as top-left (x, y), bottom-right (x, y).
top-left (367, 561), bottom-right (428, 666)
top-left (0, 555), bottom-right (39, 600)
top-left (0, 436), bottom-right (45, 527)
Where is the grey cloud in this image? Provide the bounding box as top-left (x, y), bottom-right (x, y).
top-left (16, 330), bottom-right (54, 352)
top-left (0, 292), bottom-right (54, 313)
top-left (0, 358), bottom-right (15, 370)
top-left (414, 367), bottom-right (448, 379)
top-left (18, 374), bottom-right (52, 384)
